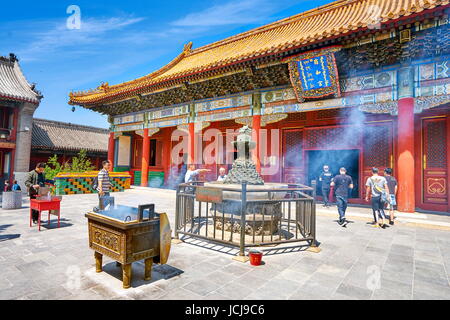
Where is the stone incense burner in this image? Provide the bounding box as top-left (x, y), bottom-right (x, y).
top-left (204, 126), bottom-right (287, 238)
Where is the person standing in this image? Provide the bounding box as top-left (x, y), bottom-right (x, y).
top-left (97, 160), bottom-right (112, 197)
top-left (217, 167), bottom-right (228, 182)
top-left (319, 165), bottom-right (333, 207)
top-left (25, 163), bottom-right (54, 224)
top-left (184, 164), bottom-right (210, 184)
top-left (384, 168), bottom-right (398, 226)
top-left (365, 167), bottom-right (390, 229)
top-left (330, 167), bottom-right (354, 226)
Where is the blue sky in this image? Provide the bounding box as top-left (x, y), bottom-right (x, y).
top-left (0, 0), bottom-right (332, 128)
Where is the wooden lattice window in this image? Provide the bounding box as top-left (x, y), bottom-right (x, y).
top-left (317, 108), bottom-right (340, 119)
top-left (305, 127), bottom-right (360, 149)
top-left (220, 120), bottom-right (238, 127)
top-left (363, 125), bottom-right (390, 168)
top-left (425, 120), bottom-right (447, 168)
top-left (287, 112), bottom-right (307, 121)
top-left (284, 130), bottom-right (303, 168)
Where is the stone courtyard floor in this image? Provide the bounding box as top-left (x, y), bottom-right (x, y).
top-left (0, 188), bottom-right (449, 300)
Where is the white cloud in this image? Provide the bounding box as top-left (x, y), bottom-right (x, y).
top-left (14, 16), bottom-right (145, 61)
top-left (172, 0), bottom-right (283, 27)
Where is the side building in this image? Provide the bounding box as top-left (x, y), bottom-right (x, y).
top-left (69, 0), bottom-right (450, 213)
top-left (31, 118), bottom-right (109, 170)
top-left (0, 53), bottom-right (42, 190)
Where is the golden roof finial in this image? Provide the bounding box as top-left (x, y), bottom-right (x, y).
top-left (98, 82), bottom-right (109, 92)
top-left (183, 41), bottom-right (193, 55)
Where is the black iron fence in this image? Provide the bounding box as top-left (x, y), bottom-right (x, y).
top-left (175, 181), bottom-right (318, 258)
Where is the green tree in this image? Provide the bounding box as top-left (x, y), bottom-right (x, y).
top-left (44, 149), bottom-right (94, 179)
top-left (71, 149), bottom-right (94, 173)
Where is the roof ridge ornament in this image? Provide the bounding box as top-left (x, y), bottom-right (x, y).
top-left (183, 41), bottom-right (193, 55)
top-left (9, 53), bottom-right (18, 62)
top-left (98, 82), bottom-right (109, 93)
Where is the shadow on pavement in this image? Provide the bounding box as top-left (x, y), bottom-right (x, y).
top-left (0, 224), bottom-right (20, 242)
top-left (101, 261), bottom-right (184, 289)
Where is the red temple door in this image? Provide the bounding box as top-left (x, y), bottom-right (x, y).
top-left (422, 118), bottom-right (448, 209)
top-left (282, 129), bottom-right (304, 184)
top-left (362, 122), bottom-right (394, 199)
top-left (133, 138), bottom-right (143, 168)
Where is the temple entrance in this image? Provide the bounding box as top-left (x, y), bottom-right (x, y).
top-left (306, 149), bottom-right (360, 198)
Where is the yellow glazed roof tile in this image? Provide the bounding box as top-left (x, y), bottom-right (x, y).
top-left (69, 0), bottom-right (449, 105)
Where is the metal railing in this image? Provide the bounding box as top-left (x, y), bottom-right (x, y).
top-left (175, 181), bottom-right (318, 258)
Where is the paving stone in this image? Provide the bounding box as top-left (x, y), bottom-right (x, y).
top-left (183, 279), bottom-right (218, 296)
top-left (298, 278), bottom-right (339, 298)
top-left (0, 278), bottom-right (12, 290)
top-left (214, 281), bottom-right (254, 300)
top-left (390, 244), bottom-right (414, 257)
top-left (372, 287), bottom-right (411, 300)
top-left (27, 285), bottom-right (72, 300)
top-left (273, 268), bottom-right (311, 285)
top-left (0, 280), bottom-right (42, 299)
top-left (329, 292), bottom-right (359, 300)
top-left (336, 283), bottom-right (373, 300)
top-left (219, 263), bottom-right (253, 277)
top-left (234, 273), bottom-right (268, 289)
top-left (413, 278), bottom-right (450, 298)
top-left (206, 270), bottom-right (238, 286)
top-left (160, 287), bottom-right (203, 300)
top-left (380, 269), bottom-right (413, 286)
top-left (89, 284), bottom-right (118, 299)
top-left (289, 288), bottom-right (329, 300)
top-left (203, 292), bottom-right (229, 300)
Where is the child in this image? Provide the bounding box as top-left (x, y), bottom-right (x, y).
top-left (4, 180), bottom-right (11, 192)
top-left (12, 180), bottom-right (21, 191)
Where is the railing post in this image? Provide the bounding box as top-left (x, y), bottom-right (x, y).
top-left (307, 181), bottom-right (320, 253)
top-left (172, 185), bottom-right (183, 244)
top-left (175, 185), bottom-right (180, 239)
top-left (311, 179), bottom-right (317, 199)
top-left (233, 181), bottom-right (249, 263)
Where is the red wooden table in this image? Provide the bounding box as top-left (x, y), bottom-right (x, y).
top-left (30, 197), bottom-right (62, 231)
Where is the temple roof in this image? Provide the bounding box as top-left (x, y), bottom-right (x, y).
top-left (32, 118), bottom-right (109, 153)
top-left (69, 0), bottom-right (448, 106)
top-left (0, 54), bottom-right (41, 104)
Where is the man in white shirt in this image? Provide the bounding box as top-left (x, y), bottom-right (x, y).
top-left (217, 167), bottom-right (228, 182)
top-left (184, 164), bottom-right (210, 183)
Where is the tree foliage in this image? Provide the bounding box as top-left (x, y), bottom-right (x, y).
top-left (44, 149), bottom-right (95, 179)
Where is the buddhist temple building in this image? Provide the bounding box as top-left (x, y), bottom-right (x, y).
top-left (31, 118), bottom-right (108, 170)
top-left (0, 53), bottom-right (42, 190)
top-left (69, 0), bottom-right (450, 213)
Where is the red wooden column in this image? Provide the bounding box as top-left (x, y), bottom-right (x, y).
top-left (107, 132), bottom-right (115, 168)
top-left (397, 97), bottom-right (415, 212)
top-left (141, 128), bottom-right (150, 187)
top-left (252, 92), bottom-right (262, 174)
top-left (188, 122), bottom-right (195, 165)
top-left (9, 107), bottom-right (19, 182)
top-left (161, 128), bottom-right (171, 184)
top-left (252, 115), bottom-right (261, 173)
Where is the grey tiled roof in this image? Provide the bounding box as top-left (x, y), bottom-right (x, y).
top-left (0, 54), bottom-right (41, 104)
top-left (32, 118), bottom-right (109, 153)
